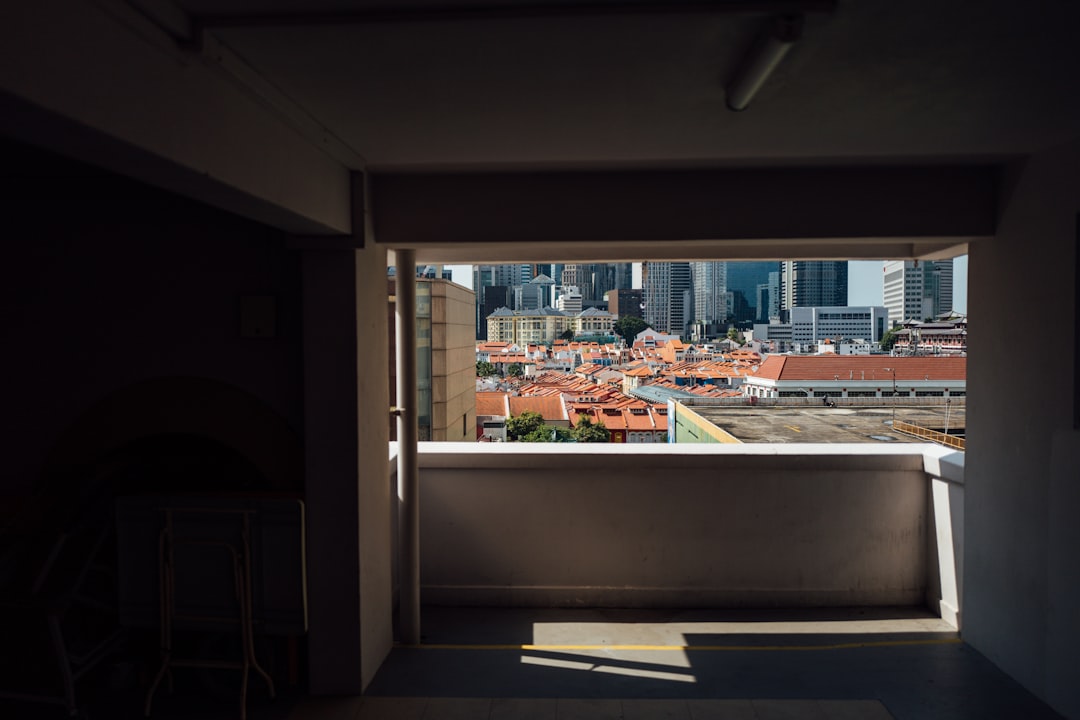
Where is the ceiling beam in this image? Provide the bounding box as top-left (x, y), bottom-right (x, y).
top-left (371, 166), bottom-right (998, 259)
top-left (395, 237), bottom-right (978, 265)
top-left (193, 0), bottom-right (836, 33)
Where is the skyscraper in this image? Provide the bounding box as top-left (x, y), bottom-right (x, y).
top-left (726, 261), bottom-right (778, 322)
top-left (561, 263), bottom-right (633, 303)
top-left (517, 273), bottom-right (555, 310)
top-left (483, 263), bottom-right (522, 290)
top-left (561, 264), bottom-right (592, 301)
top-left (756, 270), bottom-right (781, 322)
top-left (473, 265), bottom-right (497, 340)
top-left (608, 288), bottom-right (643, 319)
top-left (593, 264), bottom-right (613, 302)
top-left (691, 261), bottom-right (728, 326)
top-left (780, 261), bottom-right (848, 314)
top-left (643, 261), bottom-right (692, 338)
top-left (882, 259), bottom-right (954, 327)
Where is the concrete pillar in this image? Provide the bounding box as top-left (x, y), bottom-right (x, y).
top-left (395, 249), bottom-right (421, 645)
top-left (302, 178), bottom-right (392, 693)
top-left (355, 241), bottom-right (394, 689)
top-left (965, 143), bottom-right (1080, 718)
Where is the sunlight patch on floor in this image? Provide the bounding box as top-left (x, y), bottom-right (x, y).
top-left (520, 652), bottom-right (697, 684)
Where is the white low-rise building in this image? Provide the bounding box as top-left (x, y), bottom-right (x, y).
top-left (634, 328), bottom-right (681, 347)
top-left (817, 340), bottom-right (874, 355)
top-left (742, 355), bottom-right (966, 399)
top-left (755, 306), bottom-right (889, 352)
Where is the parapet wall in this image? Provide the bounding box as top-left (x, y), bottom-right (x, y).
top-left (409, 445), bottom-right (935, 608)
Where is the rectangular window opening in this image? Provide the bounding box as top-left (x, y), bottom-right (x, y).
top-left (394, 257), bottom-right (967, 446)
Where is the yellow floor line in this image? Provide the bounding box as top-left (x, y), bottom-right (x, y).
top-left (403, 638), bottom-right (962, 652)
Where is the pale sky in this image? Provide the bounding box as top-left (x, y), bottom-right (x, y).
top-left (450, 257), bottom-right (968, 314)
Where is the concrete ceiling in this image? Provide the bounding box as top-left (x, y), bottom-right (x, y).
top-left (164, 0), bottom-right (1080, 171)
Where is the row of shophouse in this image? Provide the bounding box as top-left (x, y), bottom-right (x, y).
top-left (476, 334), bottom-right (968, 442)
top-left (475, 368), bottom-right (670, 443)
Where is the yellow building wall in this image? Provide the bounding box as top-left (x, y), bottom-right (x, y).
top-left (430, 280), bottom-right (477, 441)
top-left (672, 402), bottom-right (742, 444)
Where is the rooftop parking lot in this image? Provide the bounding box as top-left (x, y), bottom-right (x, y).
top-left (692, 404), bottom-right (966, 444)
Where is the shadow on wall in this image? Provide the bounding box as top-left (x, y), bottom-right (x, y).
top-left (23, 376), bottom-right (303, 532)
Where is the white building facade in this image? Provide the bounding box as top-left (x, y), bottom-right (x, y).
top-left (882, 260), bottom-right (954, 327)
top-left (790, 306), bottom-right (889, 344)
top-left (556, 286), bottom-right (583, 314)
top-left (754, 306), bottom-right (889, 350)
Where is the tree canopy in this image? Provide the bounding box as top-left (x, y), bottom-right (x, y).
top-left (880, 327), bottom-right (900, 352)
top-left (572, 415), bottom-right (609, 443)
top-left (521, 426), bottom-right (573, 442)
top-left (507, 363), bottom-right (524, 377)
top-left (614, 316), bottom-right (648, 343)
top-left (476, 360), bottom-right (496, 377)
top-left (506, 410), bottom-right (545, 440)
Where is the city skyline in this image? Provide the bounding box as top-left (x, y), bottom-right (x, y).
top-left (450, 258), bottom-right (969, 315)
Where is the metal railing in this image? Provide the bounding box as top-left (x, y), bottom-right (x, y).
top-left (679, 395), bottom-right (966, 408)
top-left (893, 421), bottom-right (965, 450)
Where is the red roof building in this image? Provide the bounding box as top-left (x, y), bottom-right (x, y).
top-left (743, 356), bottom-right (966, 399)
top-left (569, 403), bottom-right (668, 444)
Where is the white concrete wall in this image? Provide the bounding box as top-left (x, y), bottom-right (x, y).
top-left (924, 450), bottom-right (965, 630)
top-left (965, 141), bottom-right (1080, 718)
top-left (411, 444), bottom-right (933, 608)
top-left (303, 243), bottom-right (393, 693)
top-left (354, 245), bottom-right (394, 691)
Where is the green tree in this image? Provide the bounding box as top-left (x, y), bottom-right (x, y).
top-left (726, 327), bottom-right (744, 346)
top-left (521, 426), bottom-right (557, 442)
top-left (572, 415), bottom-right (609, 443)
top-left (507, 363), bottom-right (524, 377)
top-left (614, 316), bottom-right (648, 343)
top-left (476, 360), bottom-right (496, 377)
top-left (506, 410), bottom-right (545, 440)
top-left (880, 327), bottom-right (900, 352)
top-left (559, 329), bottom-right (575, 341)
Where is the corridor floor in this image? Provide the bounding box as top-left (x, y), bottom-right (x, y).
top-left (5, 607), bottom-right (1061, 720)
top-left (347, 606), bottom-right (1062, 720)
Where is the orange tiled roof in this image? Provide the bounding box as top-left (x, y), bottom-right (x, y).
top-left (475, 392), bottom-right (509, 416)
top-left (576, 363), bottom-right (605, 376)
top-left (569, 403), bottom-right (668, 433)
top-left (492, 353), bottom-right (529, 364)
top-left (508, 395), bottom-right (568, 422)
